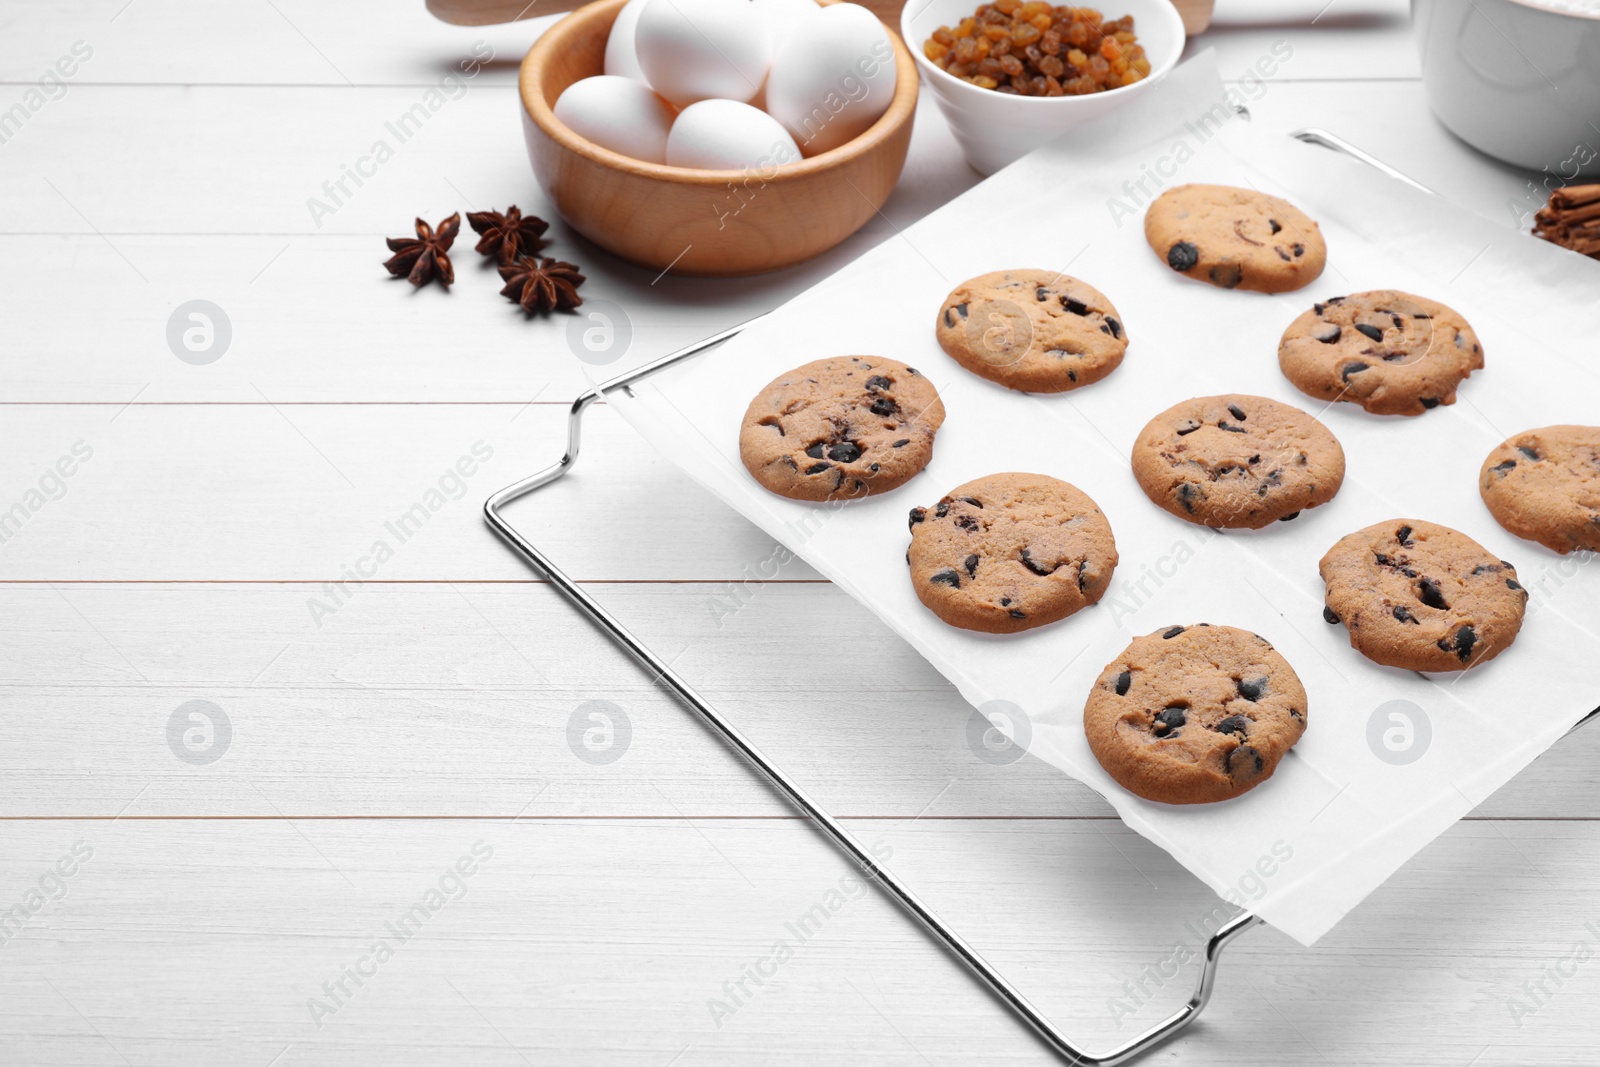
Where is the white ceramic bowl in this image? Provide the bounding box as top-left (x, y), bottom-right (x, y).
top-left (902, 0), bottom-right (1186, 175)
top-left (1413, 0), bottom-right (1600, 176)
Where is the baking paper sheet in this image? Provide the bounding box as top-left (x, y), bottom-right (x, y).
top-left (608, 54), bottom-right (1600, 945)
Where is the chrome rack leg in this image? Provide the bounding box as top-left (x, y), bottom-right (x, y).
top-left (484, 324), bottom-right (1262, 1065)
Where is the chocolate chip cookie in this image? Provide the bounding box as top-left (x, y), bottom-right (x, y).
top-left (740, 356), bottom-right (946, 502)
top-left (1319, 520), bottom-right (1527, 672)
top-left (1480, 425), bottom-right (1600, 554)
top-left (934, 270), bottom-right (1127, 393)
top-left (1278, 290), bottom-right (1483, 416)
top-left (1083, 624), bottom-right (1307, 805)
top-left (907, 472), bottom-right (1117, 633)
top-left (1144, 184), bottom-right (1327, 293)
top-left (1130, 394), bottom-right (1345, 529)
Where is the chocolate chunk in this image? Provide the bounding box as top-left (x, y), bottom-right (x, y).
top-left (1491, 460), bottom-right (1516, 474)
top-left (1219, 422), bottom-right (1247, 433)
top-left (1314, 324), bottom-right (1341, 344)
top-left (1507, 578), bottom-right (1524, 592)
top-left (1161, 625), bottom-right (1186, 639)
top-left (935, 502), bottom-right (949, 518)
top-left (1340, 361), bottom-right (1369, 381)
top-left (1323, 605), bottom-right (1341, 624)
top-left (804, 462), bottom-right (830, 475)
top-left (1518, 446), bottom-right (1541, 461)
top-left (892, 439), bottom-right (911, 448)
top-left (1278, 511), bottom-right (1300, 522)
top-left (943, 303), bottom-right (967, 328)
top-left (959, 496), bottom-right (983, 508)
top-left (1209, 263), bottom-right (1243, 289)
top-left (1227, 404), bottom-right (1247, 421)
top-left (1227, 746), bottom-right (1265, 778)
top-left (1237, 676), bottom-right (1267, 701)
top-left (964, 554), bottom-right (979, 578)
top-left (1060, 295), bottom-right (1090, 316)
top-left (1419, 397), bottom-right (1440, 409)
top-left (1167, 241), bottom-right (1200, 271)
top-left (1215, 715), bottom-right (1250, 736)
top-left (1393, 606), bottom-right (1418, 624)
top-left (1114, 670), bottom-right (1131, 696)
top-left (1176, 420), bottom-right (1201, 436)
top-left (869, 397), bottom-right (898, 417)
top-left (1416, 578), bottom-right (1449, 610)
top-left (1354, 323), bottom-right (1384, 343)
top-left (1009, 609), bottom-right (1026, 619)
top-left (1154, 705), bottom-right (1187, 733)
top-left (1396, 525), bottom-right (1414, 547)
top-left (1176, 483), bottom-right (1202, 513)
top-left (827, 442), bottom-right (861, 463)
top-left (864, 375), bottom-right (892, 392)
top-left (1105, 316), bottom-right (1122, 339)
top-left (1019, 547), bottom-right (1054, 576)
top-left (1269, 219), bottom-right (1282, 234)
top-left (908, 507), bottom-right (926, 529)
top-left (805, 442), bottom-right (825, 459)
top-left (1291, 243), bottom-right (1305, 258)
top-left (1035, 286), bottom-right (1051, 302)
top-left (929, 569), bottom-right (961, 588)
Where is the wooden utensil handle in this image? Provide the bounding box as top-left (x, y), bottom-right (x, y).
top-left (427, 0), bottom-right (1213, 34)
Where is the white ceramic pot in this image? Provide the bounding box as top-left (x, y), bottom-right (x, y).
top-left (1413, 0), bottom-right (1600, 176)
top-left (901, 0), bottom-right (1187, 175)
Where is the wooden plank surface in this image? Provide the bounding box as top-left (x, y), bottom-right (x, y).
top-left (6, 0), bottom-right (1597, 1062)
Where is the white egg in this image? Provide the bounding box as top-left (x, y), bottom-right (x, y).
top-left (765, 2), bottom-right (896, 157)
top-left (750, 0), bottom-right (820, 52)
top-left (634, 0), bottom-right (770, 107)
top-left (603, 0), bottom-right (652, 83)
top-left (553, 75), bottom-right (676, 164)
top-left (665, 99), bottom-right (801, 170)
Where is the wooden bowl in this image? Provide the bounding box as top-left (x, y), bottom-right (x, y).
top-left (518, 0), bottom-right (919, 277)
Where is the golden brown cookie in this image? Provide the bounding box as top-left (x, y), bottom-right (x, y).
top-left (1278, 290), bottom-right (1483, 416)
top-left (740, 356), bottom-right (945, 502)
top-left (1084, 624), bottom-right (1308, 805)
top-left (1144, 184), bottom-right (1326, 293)
top-left (1479, 425), bottom-right (1600, 554)
top-left (1130, 394), bottom-right (1345, 529)
top-left (1319, 520), bottom-right (1527, 672)
top-left (934, 269), bottom-right (1127, 393)
top-left (906, 472), bottom-right (1117, 633)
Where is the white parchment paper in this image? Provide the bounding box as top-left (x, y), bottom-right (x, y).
top-left (608, 55), bottom-right (1600, 945)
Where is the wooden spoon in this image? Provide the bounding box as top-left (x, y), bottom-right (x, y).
top-left (426, 0), bottom-right (1213, 35)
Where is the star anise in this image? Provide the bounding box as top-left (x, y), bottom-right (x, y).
top-left (467, 206), bottom-right (550, 264)
top-left (383, 213), bottom-right (459, 288)
top-left (498, 256), bottom-right (585, 315)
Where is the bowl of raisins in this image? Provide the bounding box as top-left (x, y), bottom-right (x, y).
top-left (903, 0), bottom-right (1185, 174)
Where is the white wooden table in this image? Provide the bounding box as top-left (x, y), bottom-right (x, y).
top-left (3, 0), bottom-right (1597, 1063)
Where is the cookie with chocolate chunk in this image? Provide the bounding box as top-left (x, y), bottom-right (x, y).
top-left (907, 472), bottom-right (1117, 633)
top-left (1480, 425), bottom-right (1600, 554)
top-left (1084, 624), bottom-right (1308, 805)
top-left (1319, 519), bottom-right (1527, 672)
top-left (935, 269), bottom-right (1127, 393)
top-left (1278, 290), bottom-right (1483, 416)
top-left (740, 356), bottom-right (945, 502)
top-left (1131, 394), bottom-right (1345, 528)
top-left (1144, 184), bottom-right (1326, 293)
